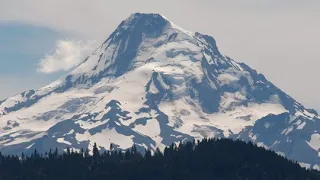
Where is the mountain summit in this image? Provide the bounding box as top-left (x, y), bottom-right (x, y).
top-left (0, 13), bottom-right (320, 169)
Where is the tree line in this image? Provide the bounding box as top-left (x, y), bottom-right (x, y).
top-left (0, 138), bottom-right (319, 180)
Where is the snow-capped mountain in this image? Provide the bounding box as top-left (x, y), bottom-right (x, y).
top-left (1, 13), bottom-right (319, 169)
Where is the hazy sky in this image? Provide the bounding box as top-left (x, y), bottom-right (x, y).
top-left (0, 0), bottom-right (319, 111)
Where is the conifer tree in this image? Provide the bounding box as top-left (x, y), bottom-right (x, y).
top-left (93, 143), bottom-right (100, 157)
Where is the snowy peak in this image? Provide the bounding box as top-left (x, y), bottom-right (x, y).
top-left (68, 13), bottom-right (220, 84)
top-left (114, 12), bottom-right (195, 40)
top-left (0, 13), bottom-right (320, 169)
top-left (68, 13), bottom-right (227, 87)
top-left (69, 13), bottom-right (176, 79)
top-left (111, 13), bottom-right (170, 39)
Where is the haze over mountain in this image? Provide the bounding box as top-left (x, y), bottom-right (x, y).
top-left (0, 13), bottom-right (319, 169)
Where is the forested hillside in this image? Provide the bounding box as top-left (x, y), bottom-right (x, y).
top-left (0, 138), bottom-right (318, 180)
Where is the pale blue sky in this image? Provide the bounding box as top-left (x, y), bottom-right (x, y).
top-left (0, 23), bottom-right (60, 74)
top-left (0, 23), bottom-right (64, 98)
top-left (0, 0), bottom-right (319, 111)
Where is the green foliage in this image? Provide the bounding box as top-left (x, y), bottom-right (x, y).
top-left (0, 139), bottom-right (319, 180)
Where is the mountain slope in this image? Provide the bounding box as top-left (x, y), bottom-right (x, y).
top-left (0, 13), bottom-right (320, 168)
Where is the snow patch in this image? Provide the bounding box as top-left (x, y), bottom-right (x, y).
top-left (217, 73), bottom-right (239, 86)
top-left (281, 126), bottom-right (294, 135)
top-left (57, 138), bottom-right (72, 146)
top-left (26, 143), bottom-right (35, 149)
top-left (306, 134), bottom-right (320, 154)
top-left (299, 162), bottom-right (311, 169)
top-left (297, 122), bottom-right (306, 130)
